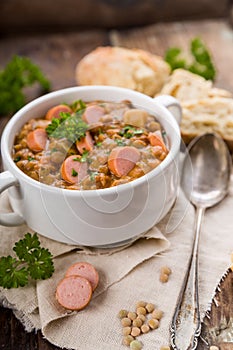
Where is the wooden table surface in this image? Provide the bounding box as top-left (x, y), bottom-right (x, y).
top-left (0, 19), bottom-right (233, 350)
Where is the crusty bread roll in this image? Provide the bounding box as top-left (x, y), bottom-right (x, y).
top-left (75, 46), bottom-right (171, 96)
top-left (181, 97), bottom-right (233, 151)
top-left (159, 69), bottom-right (232, 101)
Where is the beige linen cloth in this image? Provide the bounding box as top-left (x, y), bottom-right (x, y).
top-left (0, 174), bottom-right (233, 350)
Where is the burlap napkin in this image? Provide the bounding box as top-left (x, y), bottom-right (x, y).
top-left (0, 172), bottom-right (232, 350)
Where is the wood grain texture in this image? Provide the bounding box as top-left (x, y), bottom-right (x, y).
top-left (0, 0), bottom-right (229, 34)
top-left (198, 269), bottom-right (233, 350)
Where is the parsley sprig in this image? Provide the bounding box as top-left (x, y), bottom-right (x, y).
top-left (46, 101), bottom-right (88, 143)
top-left (0, 55), bottom-right (50, 115)
top-left (0, 233), bottom-right (54, 289)
top-left (165, 37), bottom-right (216, 80)
top-left (119, 125), bottom-right (144, 139)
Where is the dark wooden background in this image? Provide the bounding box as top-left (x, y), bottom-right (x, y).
top-left (0, 3), bottom-right (233, 348)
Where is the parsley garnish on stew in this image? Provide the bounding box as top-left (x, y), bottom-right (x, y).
top-left (72, 150), bottom-right (90, 163)
top-left (46, 104), bottom-right (88, 143)
top-left (119, 125), bottom-right (144, 139)
top-left (71, 169), bottom-right (78, 177)
top-left (13, 156), bottom-right (21, 163)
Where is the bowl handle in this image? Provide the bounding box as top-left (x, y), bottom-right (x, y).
top-left (0, 171), bottom-right (25, 226)
top-left (154, 95), bottom-right (182, 125)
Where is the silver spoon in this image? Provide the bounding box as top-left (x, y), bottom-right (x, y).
top-left (170, 133), bottom-right (232, 350)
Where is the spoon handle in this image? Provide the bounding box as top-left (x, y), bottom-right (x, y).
top-left (170, 206), bottom-right (204, 350)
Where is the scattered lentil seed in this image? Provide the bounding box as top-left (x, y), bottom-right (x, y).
top-left (123, 326), bottom-right (132, 336)
top-left (137, 314), bottom-right (146, 322)
top-left (160, 346), bottom-right (170, 350)
top-left (128, 311), bottom-right (137, 320)
top-left (130, 340), bottom-right (143, 350)
top-left (148, 318), bottom-right (160, 329)
top-left (161, 266), bottom-right (172, 275)
top-left (118, 309), bottom-right (129, 319)
top-left (133, 318), bottom-right (143, 328)
top-left (136, 301), bottom-right (147, 308)
top-left (145, 303), bottom-right (155, 313)
top-left (152, 309), bottom-right (164, 320)
top-left (136, 307), bottom-right (147, 315)
top-left (141, 324), bottom-right (150, 334)
top-left (209, 346), bottom-right (219, 350)
top-left (131, 327), bottom-right (141, 337)
top-left (121, 317), bottom-right (132, 327)
top-left (122, 335), bottom-right (134, 346)
top-left (159, 273), bottom-right (169, 283)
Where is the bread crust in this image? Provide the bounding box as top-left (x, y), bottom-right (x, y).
top-left (75, 46), bottom-right (170, 96)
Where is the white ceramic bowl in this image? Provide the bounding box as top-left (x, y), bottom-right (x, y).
top-left (0, 86), bottom-right (181, 247)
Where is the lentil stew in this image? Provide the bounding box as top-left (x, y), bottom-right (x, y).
top-left (12, 100), bottom-right (169, 190)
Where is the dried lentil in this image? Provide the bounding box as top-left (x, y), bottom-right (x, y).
top-left (132, 318), bottom-right (143, 328)
top-left (145, 303), bottom-right (155, 313)
top-left (141, 324), bottom-right (150, 334)
top-left (136, 300), bottom-right (147, 308)
top-left (136, 307), bottom-right (147, 315)
top-left (118, 309), bottom-right (128, 319)
top-left (159, 273), bottom-right (169, 283)
top-left (209, 346), bottom-right (219, 350)
top-left (137, 314), bottom-right (146, 322)
top-left (161, 266), bottom-right (172, 275)
top-left (160, 346), bottom-right (170, 350)
top-left (128, 311), bottom-right (137, 320)
top-left (148, 318), bottom-right (159, 329)
top-left (123, 326), bottom-right (132, 336)
top-left (121, 317), bottom-right (132, 327)
top-left (152, 309), bottom-right (163, 320)
top-left (131, 327), bottom-right (141, 337)
top-left (122, 335), bottom-right (134, 346)
top-left (130, 340), bottom-right (143, 350)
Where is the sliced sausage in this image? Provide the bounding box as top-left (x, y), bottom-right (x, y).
top-left (26, 128), bottom-right (48, 152)
top-left (108, 146), bottom-right (141, 177)
top-left (82, 105), bottom-right (105, 124)
top-left (148, 131), bottom-right (168, 153)
top-left (60, 155), bottom-right (88, 184)
top-left (56, 275), bottom-right (92, 310)
top-left (65, 262), bottom-right (99, 291)
top-left (45, 104), bottom-right (72, 120)
top-left (76, 131), bottom-right (93, 154)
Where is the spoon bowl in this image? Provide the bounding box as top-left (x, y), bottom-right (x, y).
top-left (171, 133), bottom-right (232, 350)
top-left (182, 133), bottom-right (232, 208)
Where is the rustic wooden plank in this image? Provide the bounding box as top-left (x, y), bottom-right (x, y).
top-left (110, 20), bottom-right (233, 93)
top-left (0, 30), bottom-right (109, 94)
top-left (0, 0), bottom-right (229, 34)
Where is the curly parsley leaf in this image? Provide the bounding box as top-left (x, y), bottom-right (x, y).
top-left (0, 55), bottom-right (50, 115)
top-left (27, 248), bottom-right (54, 280)
top-left (13, 232), bottom-right (41, 262)
top-left (165, 37), bottom-right (216, 80)
top-left (46, 110), bottom-right (89, 143)
top-left (0, 233), bottom-right (54, 289)
top-left (0, 256), bottom-right (28, 288)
